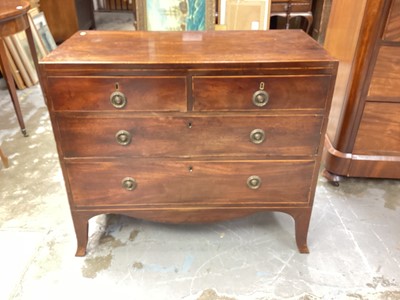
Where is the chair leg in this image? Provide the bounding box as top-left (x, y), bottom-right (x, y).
top-left (0, 146), bottom-right (9, 168)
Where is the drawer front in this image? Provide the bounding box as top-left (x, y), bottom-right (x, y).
top-left (384, 0), bottom-right (400, 42)
top-left (66, 160), bottom-right (315, 207)
top-left (192, 76), bottom-right (331, 111)
top-left (57, 115), bottom-right (323, 157)
top-left (47, 76), bottom-right (187, 111)
top-left (353, 102), bottom-right (400, 156)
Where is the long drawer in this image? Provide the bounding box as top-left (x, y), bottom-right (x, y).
top-left (57, 114), bottom-right (323, 158)
top-left (47, 76), bottom-right (187, 112)
top-left (192, 75), bottom-right (332, 111)
top-left (66, 160), bottom-right (315, 207)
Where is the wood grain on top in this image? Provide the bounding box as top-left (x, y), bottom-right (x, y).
top-left (40, 30), bottom-right (335, 66)
top-left (0, 0), bottom-right (29, 20)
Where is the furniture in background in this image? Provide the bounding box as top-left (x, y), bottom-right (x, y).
top-left (40, 0), bottom-right (95, 43)
top-left (0, 0), bottom-right (40, 137)
top-left (310, 0), bottom-right (331, 43)
top-left (270, 0), bottom-right (313, 32)
top-left (0, 146), bottom-right (9, 168)
top-left (135, 0), bottom-right (215, 31)
top-left (39, 30), bottom-right (337, 256)
top-left (217, 0), bottom-right (271, 30)
top-left (94, 0), bottom-right (134, 11)
top-left (323, 0), bottom-right (400, 181)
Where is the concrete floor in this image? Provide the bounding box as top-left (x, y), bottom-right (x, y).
top-left (1, 12), bottom-right (400, 300)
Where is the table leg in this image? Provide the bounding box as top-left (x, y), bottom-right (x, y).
top-left (25, 23), bottom-right (40, 79)
top-left (0, 39), bottom-right (28, 137)
top-left (0, 146), bottom-right (9, 168)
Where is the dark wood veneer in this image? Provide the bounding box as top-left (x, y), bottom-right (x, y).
top-left (39, 30), bottom-right (337, 256)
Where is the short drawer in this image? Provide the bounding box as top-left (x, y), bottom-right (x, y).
top-left (47, 76), bottom-right (187, 111)
top-left (66, 159), bottom-right (315, 207)
top-left (57, 114), bottom-right (323, 158)
top-left (192, 75), bottom-right (332, 111)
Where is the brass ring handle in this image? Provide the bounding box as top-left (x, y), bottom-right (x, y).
top-left (250, 129), bottom-right (265, 144)
top-left (252, 90), bottom-right (269, 107)
top-left (110, 91), bottom-right (127, 109)
top-left (122, 177), bottom-right (137, 191)
top-left (115, 130), bottom-right (132, 146)
top-left (247, 175), bottom-right (261, 190)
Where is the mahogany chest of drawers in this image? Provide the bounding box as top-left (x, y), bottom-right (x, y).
top-left (39, 30), bottom-right (337, 256)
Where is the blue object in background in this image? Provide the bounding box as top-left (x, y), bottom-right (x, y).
top-left (186, 0), bottom-right (206, 31)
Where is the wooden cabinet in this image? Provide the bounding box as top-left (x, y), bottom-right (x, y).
top-left (40, 0), bottom-right (95, 43)
top-left (39, 30), bottom-right (337, 256)
top-left (323, 0), bottom-right (400, 180)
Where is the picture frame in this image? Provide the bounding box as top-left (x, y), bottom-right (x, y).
top-left (28, 10), bottom-right (49, 60)
top-left (219, 0), bottom-right (271, 30)
top-left (135, 0), bottom-right (215, 31)
top-left (31, 12), bottom-right (57, 53)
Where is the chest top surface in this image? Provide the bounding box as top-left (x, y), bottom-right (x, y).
top-left (40, 30), bottom-right (336, 68)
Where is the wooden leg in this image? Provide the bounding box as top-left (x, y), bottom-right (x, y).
top-left (0, 146), bottom-right (9, 168)
top-left (71, 212), bottom-right (90, 257)
top-left (24, 24), bottom-right (40, 79)
top-left (293, 209), bottom-right (311, 253)
top-left (0, 39), bottom-right (28, 137)
top-left (284, 208), bottom-right (312, 254)
top-left (322, 168), bottom-right (341, 187)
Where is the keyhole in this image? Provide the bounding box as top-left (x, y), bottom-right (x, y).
top-left (188, 122), bottom-right (192, 129)
top-left (188, 166), bottom-right (193, 172)
top-left (259, 82), bottom-right (265, 90)
top-left (115, 82), bottom-right (119, 90)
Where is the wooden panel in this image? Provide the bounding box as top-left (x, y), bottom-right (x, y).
top-left (384, 0), bottom-right (400, 41)
top-left (40, 30), bottom-right (335, 66)
top-left (58, 115), bottom-right (323, 158)
top-left (349, 158), bottom-right (400, 179)
top-left (40, 0), bottom-right (78, 43)
top-left (368, 46), bottom-right (400, 99)
top-left (40, 0), bottom-right (94, 43)
top-left (48, 76), bottom-right (187, 112)
top-left (353, 102), bottom-right (400, 156)
top-left (323, 0), bottom-right (368, 141)
top-left (66, 160), bottom-right (315, 207)
top-left (193, 76), bottom-right (331, 111)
